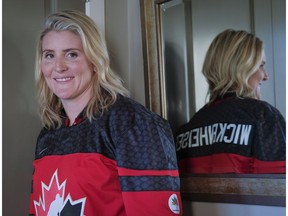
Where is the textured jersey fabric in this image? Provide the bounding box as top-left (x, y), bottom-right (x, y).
top-left (29, 95), bottom-right (182, 216)
top-left (176, 94), bottom-right (286, 174)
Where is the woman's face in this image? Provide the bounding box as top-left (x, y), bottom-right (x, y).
top-left (248, 51), bottom-right (268, 99)
top-left (41, 30), bottom-right (94, 105)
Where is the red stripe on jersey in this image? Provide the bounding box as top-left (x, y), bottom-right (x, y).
top-left (122, 191), bottom-right (182, 215)
top-left (253, 160), bottom-right (286, 173)
top-left (178, 153), bottom-right (286, 174)
top-left (117, 166), bottom-right (179, 177)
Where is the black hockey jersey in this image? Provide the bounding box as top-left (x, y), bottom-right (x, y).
top-left (176, 94), bottom-right (286, 174)
top-left (30, 95), bottom-right (182, 215)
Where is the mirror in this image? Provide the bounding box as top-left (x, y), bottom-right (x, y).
top-left (140, 0), bottom-right (285, 206)
top-left (140, 0), bottom-right (286, 133)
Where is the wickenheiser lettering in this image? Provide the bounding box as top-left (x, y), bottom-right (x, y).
top-left (176, 123), bottom-right (252, 151)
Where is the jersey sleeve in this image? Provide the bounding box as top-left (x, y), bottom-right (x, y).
top-left (114, 110), bottom-right (182, 215)
top-left (252, 104), bottom-right (286, 173)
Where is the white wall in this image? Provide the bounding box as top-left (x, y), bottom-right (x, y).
top-left (3, 1), bottom-right (44, 215)
top-left (105, 0), bottom-right (146, 105)
top-left (3, 1), bottom-right (85, 215)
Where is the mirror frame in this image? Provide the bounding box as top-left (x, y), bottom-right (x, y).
top-left (140, 0), bottom-right (286, 207)
top-left (140, 0), bottom-right (168, 117)
top-left (181, 173), bottom-right (285, 206)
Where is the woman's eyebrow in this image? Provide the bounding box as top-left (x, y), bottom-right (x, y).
top-left (42, 49), bottom-right (53, 53)
top-left (42, 48), bottom-right (81, 53)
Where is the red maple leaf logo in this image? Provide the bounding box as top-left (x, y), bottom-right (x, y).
top-left (33, 169), bottom-right (86, 216)
top-left (34, 170), bottom-right (66, 215)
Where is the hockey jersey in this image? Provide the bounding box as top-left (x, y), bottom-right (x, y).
top-left (29, 95), bottom-right (182, 216)
top-left (176, 94), bottom-right (286, 174)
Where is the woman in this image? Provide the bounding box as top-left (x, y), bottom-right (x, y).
top-left (176, 29), bottom-right (285, 174)
top-left (29, 10), bottom-right (182, 216)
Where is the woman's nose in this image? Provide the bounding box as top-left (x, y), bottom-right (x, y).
top-left (263, 70), bottom-right (269, 81)
top-left (55, 58), bottom-right (68, 73)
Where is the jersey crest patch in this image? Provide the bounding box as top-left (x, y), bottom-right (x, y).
top-left (168, 193), bottom-right (180, 214)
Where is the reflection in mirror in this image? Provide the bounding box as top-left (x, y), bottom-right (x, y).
top-left (140, 0), bottom-right (286, 207)
top-left (141, 0), bottom-right (286, 133)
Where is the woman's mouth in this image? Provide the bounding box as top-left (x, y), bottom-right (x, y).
top-left (55, 77), bottom-right (73, 82)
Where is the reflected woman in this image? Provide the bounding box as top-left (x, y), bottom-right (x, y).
top-left (176, 29), bottom-right (286, 174)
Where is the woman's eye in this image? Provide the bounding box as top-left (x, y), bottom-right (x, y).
top-left (260, 61), bottom-right (266, 68)
top-left (44, 53), bottom-right (54, 59)
top-left (67, 52), bottom-right (78, 58)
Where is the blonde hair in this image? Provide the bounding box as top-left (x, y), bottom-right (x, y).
top-left (35, 10), bottom-right (129, 129)
top-left (202, 29), bottom-right (263, 102)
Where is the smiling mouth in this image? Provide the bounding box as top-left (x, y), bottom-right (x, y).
top-left (55, 77), bottom-right (73, 82)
